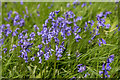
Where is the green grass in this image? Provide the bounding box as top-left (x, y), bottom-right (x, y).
top-left (1, 2), bottom-right (119, 78)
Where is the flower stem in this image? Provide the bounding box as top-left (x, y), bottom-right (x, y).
top-left (45, 63), bottom-right (46, 78)
top-left (53, 54), bottom-right (56, 78)
top-left (103, 70), bottom-right (105, 78)
top-left (40, 64), bottom-right (42, 78)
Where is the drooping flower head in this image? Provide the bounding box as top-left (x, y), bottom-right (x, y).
top-left (99, 54), bottom-right (114, 78)
top-left (77, 64), bottom-right (86, 72)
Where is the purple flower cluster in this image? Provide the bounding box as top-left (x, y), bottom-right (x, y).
top-left (84, 72), bottom-right (90, 78)
top-left (13, 14), bottom-right (25, 27)
top-left (37, 44), bottom-right (43, 63)
top-left (81, 3), bottom-right (86, 7)
top-left (25, 6), bottom-right (28, 14)
top-left (1, 24), bottom-right (12, 37)
top-left (1, 3), bottom-right (118, 79)
top-left (4, 11), bottom-right (12, 22)
top-left (1, 10), bottom-right (37, 62)
top-left (71, 1), bottom-right (92, 8)
top-left (20, 0), bottom-right (23, 5)
top-left (12, 28), bottom-right (19, 37)
top-left (99, 54), bottom-right (114, 78)
top-left (55, 41), bottom-right (65, 60)
top-left (37, 4), bottom-right (40, 9)
top-left (33, 25), bottom-right (39, 31)
top-left (88, 11), bottom-right (112, 46)
top-left (96, 11), bottom-right (111, 28)
top-left (66, 3), bottom-right (70, 7)
top-left (98, 38), bottom-right (106, 46)
top-left (18, 30), bottom-right (34, 63)
top-left (73, 0), bottom-right (80, 8)
top-left (36, 4), bottom-right (40, 16)
top-left (1, 4), bottom-right (116, 66)
top-left (3, 48), bottom-right (7, 53)
top-left (0, 38), bottom-right (4, 47)
top-left (9, 44), bottom-right (17, 52)
top-left (36, 10), bottom-right (84, 62)
top-left (48, 4), bottom-right (53, 9)
top-left (77, 64), bottom-right (86, 72)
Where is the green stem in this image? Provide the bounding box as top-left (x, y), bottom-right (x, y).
top-left (53, 55), bottom-right (56, 78)
top-left (103, 70), bottom-right (105, 79)
top-left (40, 64), bottom-right (42, 78)
top-left (44, 63), bottom-right (46, 78)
